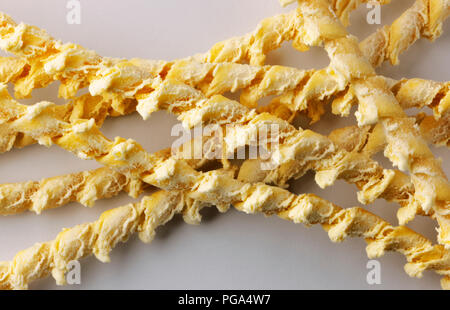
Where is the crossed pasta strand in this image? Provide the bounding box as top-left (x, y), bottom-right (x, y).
top-left (1, 164), bottom-right (450, 290)
top-left (1, 72), bottom-right (449, 288)
top-left (1, 1), bottom-right (448, 154)
top-left (1, 4), bottom-right (448, 232)
top-left (2, 67), bottom-right (447, 235)
top-left (0, 0), bottom-right (448, 288)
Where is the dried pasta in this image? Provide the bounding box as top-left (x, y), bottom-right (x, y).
top-left (0, 0), bottom-right (449, 290)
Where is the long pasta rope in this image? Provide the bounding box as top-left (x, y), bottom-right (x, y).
top-left (2, 58), bottom-right (447, 160)
top-left (2, 55), bottom-right (448, 155)
top-left (3, 111), bottom-right (445, 219)
top-left (0, 1), bottom-right (446, 218)
top-left (284, 0), bottom-right (450, 245)
top-left (1, 6), bottom-right (447, 153)
top-left (328, 114), bottom-right (450, 161)
top-left (0, 114), bottom-right (419, 216)
top-left (0, 0), bottom-right (446, 278)
top-left (327, 77), bottom-right (450, 121)
top-left (360, 0), bottom-right (450, 66)
top-left (0, 141), bottom-right (212, 216)
top-left (0, 94), bottom-right (139, 154)
top-left (0, 0), bottom-right (446, 290)
top-left (171, 6), bottom-right (450, 246)
top-left (0, 118), bottom-right (399, 217)
top-left (0, 167), bottom-right (145, 215)
top-left (1, 4), bottom-right (448, 154)
top-left (284, 0), bottom-right (450, 65)
top-left (0, 189), bottom-right (212, 289)
top-left (3, 75), bottom-right (449, 246)
top-left (1, 1), bottom-right (445, 102)
top-left (1, 128), bottom-right (448, 288)
top-left (1, 4), bottom-right (446, 245)
top-left (1, 173), bottom-right (449, 289)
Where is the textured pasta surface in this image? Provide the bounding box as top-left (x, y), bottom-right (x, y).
top-left (0, 0), bottom-right (449, 290)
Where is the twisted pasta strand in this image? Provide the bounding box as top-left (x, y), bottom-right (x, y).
top-left (289, 0), bottom-right (449, 245)
top-left (1, 6), bottom-right (448, 155)
top-left (360, 0), bottom-right (450, 66)
top-left (1, 1), bottom-right (439, 103)
top-left (4, 101), bottom-right (442, 232)
top-left (265, 74), bottom-right (450, 129)
top-left (2, 54), bottom-right (447, 156)
top-left (328, 113), bottom-right (450, 160)
top-left (1, 7), bottom-right (447, 235)
top-left (0, 190), bottom-right (211, 289)
top-left (1, 172), bottom-right (449, 289)
top-left (3, 77), bottom-right (447, 242)
top-left (0, 167), bottom-right (145, 215)
top-left (0, 1), bottom-right (442, 290)
top-left (0, 141), bottom-right (210, 216)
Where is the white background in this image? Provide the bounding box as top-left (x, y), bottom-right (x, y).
top-left (0, 0), bottom-right (449, 289)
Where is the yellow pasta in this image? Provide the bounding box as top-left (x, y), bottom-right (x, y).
top-left (360, 0), bottom-right (450, 66)
top-left (1, 4), bottom-right (447, 151)
top-left (0, 0), bottom-right (448, 290)
top-left (0, 167), bottom-right (145, 215)
top-left (3, 77), bottom-right (448, 247)
top-left (1, 173), bottom-right (449, 289)
top-left (0, 190), bottom-right (212, 289)
top-left (289, 0), bottom-right (449, 244)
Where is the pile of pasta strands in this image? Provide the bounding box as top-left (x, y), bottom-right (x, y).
top-left (0, 0), bottom-right (449, 289)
